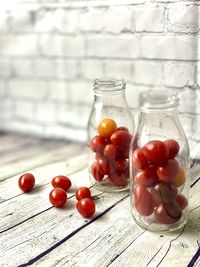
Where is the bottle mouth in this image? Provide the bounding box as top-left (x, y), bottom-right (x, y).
top-left (94, 79), bottom-right (126, 93)
top-left (140, 90), bottom-right (179, 110)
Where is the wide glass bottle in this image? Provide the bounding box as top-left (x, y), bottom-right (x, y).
top-left (88, 79), bottom-right (134, 192)
top-left (130, 91), bottom-right (190, 232)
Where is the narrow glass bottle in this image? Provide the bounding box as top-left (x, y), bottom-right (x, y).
top-left (130, 91), bottom-right (190, 231)
top-left (88, 79), bottom-right (134, 192)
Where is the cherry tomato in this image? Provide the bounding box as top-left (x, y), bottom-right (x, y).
top-left (164, 139), bottom-right (180, 159)
top-left (76, 198), bottom-right (95, 218)
top-left (111, 130), bottom-right (132, 149)
top-left (109, 171), bottom-right (128, 187)
top-left (75, 187), bottom-right (92, 201)
top-left (49, 188), bottom-right (67, 208)
top-left (173, 167), bottom-right (186, 188)
top-left (176, 194), bottom-right (188, 209)
top-left (89, 135), bottom-right (107, 154)
top-left (96, 156), bottom-right (110, 175)
top-left (134, 185), bottom-right (155, 216)
top-left (115, 159), bottom-right (128, 172)
top-left (18, 173), bottom-right (35, 192)
top-left (154, 202), bottom-right (182, 224)
top-left (134, 166), bottom-right (158, 187)
top-left (104, 144), bottom-right (117, 161)
top-left (143, 140), bottom-right (169, 165)
top-left (157, 159), bottom-right (179, 184)
top-left (151, 183), bottom-right (177, 204)
top-left (98, 118), bottom-right (117, 138)
top-left (91, 162), bottom-right (104, 181)
top-left (116, 126), bottom-right (129, 132)
top-left (132, 148), bottom-right (149, 170)
top-left (52, 175), bottom-right (71, 191)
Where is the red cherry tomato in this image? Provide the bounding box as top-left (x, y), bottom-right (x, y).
top-left (75, 187), bottom-right (92, 201)
top-left (143, 140), bottom-right (169, 165)
top-left (49, 188), bottom-right (67, 208)
top-left (18, 173), bottom-right (35, 192)
top-left (111, 130), bottom-right (132, 149)
top-left (109, 171), bottom-right (128, 187)
top-left (154, 202), bottom-right (182, 224)
top-left (151, 183), bottom-right (178, 204)
top-left (96, 156), bottom-right (110, 175)
top-left (52, 175), bottom-right (71, 191)
top-left (104, 144), bottom-right (117, 161)
top-left (176, 194), bottom-right (188, 209)
top-left (89, 135), bottom-right (107, 154)
top-left (91, 162), bottom-right (104, 181)
top-left (98, 118), bottom-right (117, 138)
top-left (157, 159), bottom-right (179, 184)
top-left (76, 198), bottom-right (95, 218)
top-left (115, 159), bottom-right (128, 172)
top-left (134, 185), bottom-right (155, 216)
top-left (134, 166), bottom-right (158, 187)
top-left (132, 148), bottom-right (148, 170)
top-left (116, 126), bottom-right (129, 132)
top-left (164, 139), bottom-right (180, 159)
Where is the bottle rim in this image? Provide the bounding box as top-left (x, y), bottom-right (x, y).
top-left (93, 79), bottom-right (126, 93)
top-left (140, 90), bottom-right (179, 110)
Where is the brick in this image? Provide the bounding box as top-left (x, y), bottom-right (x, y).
top-left (164, 62), bottom-right (195, 88)
top-left (35, 59), bottom-right (55, 78)
top-left (14, 101), bottom-right (35, 121)
top-left (178, 87), bottom-right (197, 114)
top-left (80, 8), bottom-right (105, 32)
top-left (134, 7), bottom-right (164, 32)
top-left (68, 81), bottom-right (93, 104)
top-left (0, 98), bottom-right (15, 120)
top-left (3, 120), bottom-right (44, 136)
top-left (54, 9), bottom-right (79, 33)
top-left (0, 59), bottom-right (11, 77)
top-left (54, 59), bottom-right (78, 79)
top-left (48, 81), bottom-right (68, 101)
top-left (126, 84), bottom-right (149, 108)
top-left (10, 10), bottom-right (33, 32)
top-left (39, 34), bottom-right (84, 57)
top-left (80, 59), bottom-right (104, 80)
top-left (0, 35), bottom-right (38, 56)
top-left (12, 59), bottom-right (35, 77)
top-left (168, 3), bottom-right (199, 33)
top-left (0, 80), bottom-right (7, 96)
top-left (104, 60), bottom-right (132, 81)
top-left (35, 9), bottom-right (55, 32)
top-left (35, 102), bottom-right (57, 123)
top-left (141, 36), bottom-right (197, 60)
top-left (133, 61), bottom-right (162, 85)
top-left (87, 35), bottom-right (140, 59)
top-left (8, 80), bottom-right (47, 100)
top-left (179, 114), bottom-right (193, 139)
top-left (0, 12), bottom-right (9, 32)
top-left (105, 7), bottom-right (132, 33)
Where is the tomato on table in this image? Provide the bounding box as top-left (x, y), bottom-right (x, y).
top-left (76, 198), bottom-right (95, 218)
top-left (18, 173), bottom-right (35, 192)
top-left (49, 188), bottom-right (67, 208)
top-left (98, 118), bottom-right (117, 138)
top-left (52, 175), bottom-right (71, 191)
top-left (75, 187), bottom-right (92, 201)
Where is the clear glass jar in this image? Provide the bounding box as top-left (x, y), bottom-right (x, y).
top-left (130, 91), bottom-right (190, 232)
top-left (88, 79), bottom-right (134, 192)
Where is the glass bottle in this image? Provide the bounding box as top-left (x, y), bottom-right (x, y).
top-left (130, 91), bottom-right (190, 232)
top-left (88, 79), bottom-right (134, 192)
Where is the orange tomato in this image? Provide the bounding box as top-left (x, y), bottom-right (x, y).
top-left (173, 167), bottom-right (186, 187)
top-left (98, 118), bottom-right (117, 138)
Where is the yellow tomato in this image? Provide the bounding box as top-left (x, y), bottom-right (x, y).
top-left (98, 118), bottom-right (117, 138)
top-left (173, 167), bottom-right (186, 188)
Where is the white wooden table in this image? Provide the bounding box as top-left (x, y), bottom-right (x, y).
top-left (0, 133), bottom-right (200, 267)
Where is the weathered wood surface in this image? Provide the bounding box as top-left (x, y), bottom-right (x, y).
top-left (0, 133), bottom-right (200, 267)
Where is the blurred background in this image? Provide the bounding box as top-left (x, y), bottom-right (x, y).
top-left (0, 0), bottom-right (199, 157)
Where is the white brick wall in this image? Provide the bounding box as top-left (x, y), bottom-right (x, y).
top-left (0, 0), bottom-right (199, 147)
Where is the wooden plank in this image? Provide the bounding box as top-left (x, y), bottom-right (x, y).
top-left (0, 188), bottom-right (128, 266)
top-left (25, 179), bottom-right (200, 267)
top-left (0, 153), bottom-right (88, 204)
top-left (0, 142), bottom-right (86, 182)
